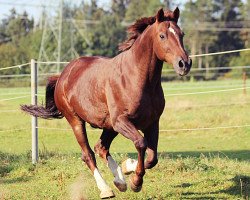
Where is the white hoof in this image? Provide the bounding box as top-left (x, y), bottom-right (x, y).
top-left (100, 189), bottom-right (115, 199)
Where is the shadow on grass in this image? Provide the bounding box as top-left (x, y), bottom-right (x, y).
top-left (0, 151), bottom-right (33, 183)
top-left (179, 175), bottom-right (250, 199)
top-left (2, 176), bottom-right (31, 184)
top-left (126, 150), bottom-right (250, 161)
top-left (124, 150), bottom-right (249, 198)
top-left (0, 151), bottom-right (25, 177)
top-left (220, 175), bottom-right (250, 199)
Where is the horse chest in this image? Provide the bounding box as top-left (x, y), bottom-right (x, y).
top-left (128, 92), bottom-right (165, 129)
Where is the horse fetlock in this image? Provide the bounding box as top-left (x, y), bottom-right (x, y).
top-left (135, 169), bottom-right (145, 178)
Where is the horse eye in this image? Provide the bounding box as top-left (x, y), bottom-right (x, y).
top-left (160, 34), bottom-right (165, 39)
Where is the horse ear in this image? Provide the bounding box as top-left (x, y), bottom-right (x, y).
top-left (173, 7), bottom-right (180, 23)
top-left (156, 8), bottom-right (165, 22)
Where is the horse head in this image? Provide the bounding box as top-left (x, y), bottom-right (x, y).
top-left (153, 8), bottom-right (192, 76)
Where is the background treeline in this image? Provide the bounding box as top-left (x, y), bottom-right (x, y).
top-left (0, 0), bottom-right (250, 79)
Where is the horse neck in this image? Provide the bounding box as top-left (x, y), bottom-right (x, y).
top-left (127, 26), bottom-right (163, 88)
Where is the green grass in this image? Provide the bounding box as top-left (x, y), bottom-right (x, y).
top-left (0, 79), bottom-right (250, 199)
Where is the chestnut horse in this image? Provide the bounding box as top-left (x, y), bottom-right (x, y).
top-left (21, 8), bottom-right (191, 199)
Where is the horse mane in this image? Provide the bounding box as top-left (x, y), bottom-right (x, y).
top-left (119, 9), bottom-right (177, 52)
top-left (119, 16), bottom-right (156, 52)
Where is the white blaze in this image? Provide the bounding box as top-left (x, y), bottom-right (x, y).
top-left (169, 27), bottom-right (176, 36)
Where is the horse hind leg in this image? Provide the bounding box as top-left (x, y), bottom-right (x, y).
top-left (94, 129), bottom-right (127, 192)
top-left (58, 98), bottom-right (114, 199)
top-left (70, 118), bottom-right (114, 199)
top-left (122, 158), bottom-right (138, 175)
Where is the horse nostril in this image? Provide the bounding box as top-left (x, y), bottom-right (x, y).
top-left (178, 60), bottom-right (184, 68)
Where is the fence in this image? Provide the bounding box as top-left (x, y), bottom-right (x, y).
top-left (0, 48), bottom-right (250, 164)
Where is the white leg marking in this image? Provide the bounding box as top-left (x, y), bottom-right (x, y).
top-left (93, 168), bottom-right (113, 194)
top-left (107, 156), bottom-right (126, 184)
top-left (125, 158), bottom-right (138, 173)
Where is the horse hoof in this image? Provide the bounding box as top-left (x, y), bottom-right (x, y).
top-left (114, 180), bottom-right (127, 192)
top-left (129, 176), bottom-right (142, 192)
top-left (121, 159), bottom-right (134, 175)
top-left (100, 189), bottom-right (115, 199)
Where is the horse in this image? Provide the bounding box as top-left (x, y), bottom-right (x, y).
top-left (21, 7), bottom-right (192, 199)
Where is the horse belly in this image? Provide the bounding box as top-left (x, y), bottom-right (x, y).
top-left (72, 97), bottom-right (112, 130)
top-left (86, 108), bottom-right (112, 129)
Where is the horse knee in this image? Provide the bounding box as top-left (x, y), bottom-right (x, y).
top-left (134, 138), bottom-right (147, 151)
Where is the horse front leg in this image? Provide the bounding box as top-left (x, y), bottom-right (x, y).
top-left (113, 116), bottom-right (147, 192)
top-left (122, 120), bottom-right (159, 173)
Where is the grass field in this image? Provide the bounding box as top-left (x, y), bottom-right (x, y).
top-left (0, 79), bottom-right (250, 199)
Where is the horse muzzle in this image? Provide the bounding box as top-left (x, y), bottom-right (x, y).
top-left (173, 57), bottom-right (192, 76)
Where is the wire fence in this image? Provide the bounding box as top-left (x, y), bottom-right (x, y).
top-left (0, 62), bottom-right (30, 71)
top-left (164, 86), bottom-right (250, 97)
top-left (159, 124), bottom-right (250, 132)
top-left (0, 48), bottom-right (250, 162)
top-left (0, 47), bottom-right (250, 72)
top-left (22, 86), bottom-right (250, 97)
top-left (0, 95), bottom-right (30, 102)
top-left (35, 124), bottom-right (250, 133)
top-left (165, 101), bottom-right (250, 109)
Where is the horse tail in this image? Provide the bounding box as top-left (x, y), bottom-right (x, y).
top-left (21, 75), bottom-right (64, 119)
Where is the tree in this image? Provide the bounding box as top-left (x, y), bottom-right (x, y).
top-left (111, 0), bottom-right (129, 21)
top-left (0, 43), bottom-right (28, 75)
top-left (125, 0), bottom-right (163, 22)
top-left (228, 50), bottom-right (250, 78)
top-left (211, 0), bottom-right (244, 71)
top-left (6, 11), bottom-right (34, 45)
top-left (241, 0), bottom-right (250, 47)
top-left (0, 9), bottom-right (37, 74)
top-left (181, 0), bottom-right (219, 80)
top-left (181, 0), bottom-right (245, 79)
top-left (227, 0), bottom-right (250, 78)
top-left (86, 14), bottom-right (126, 57)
